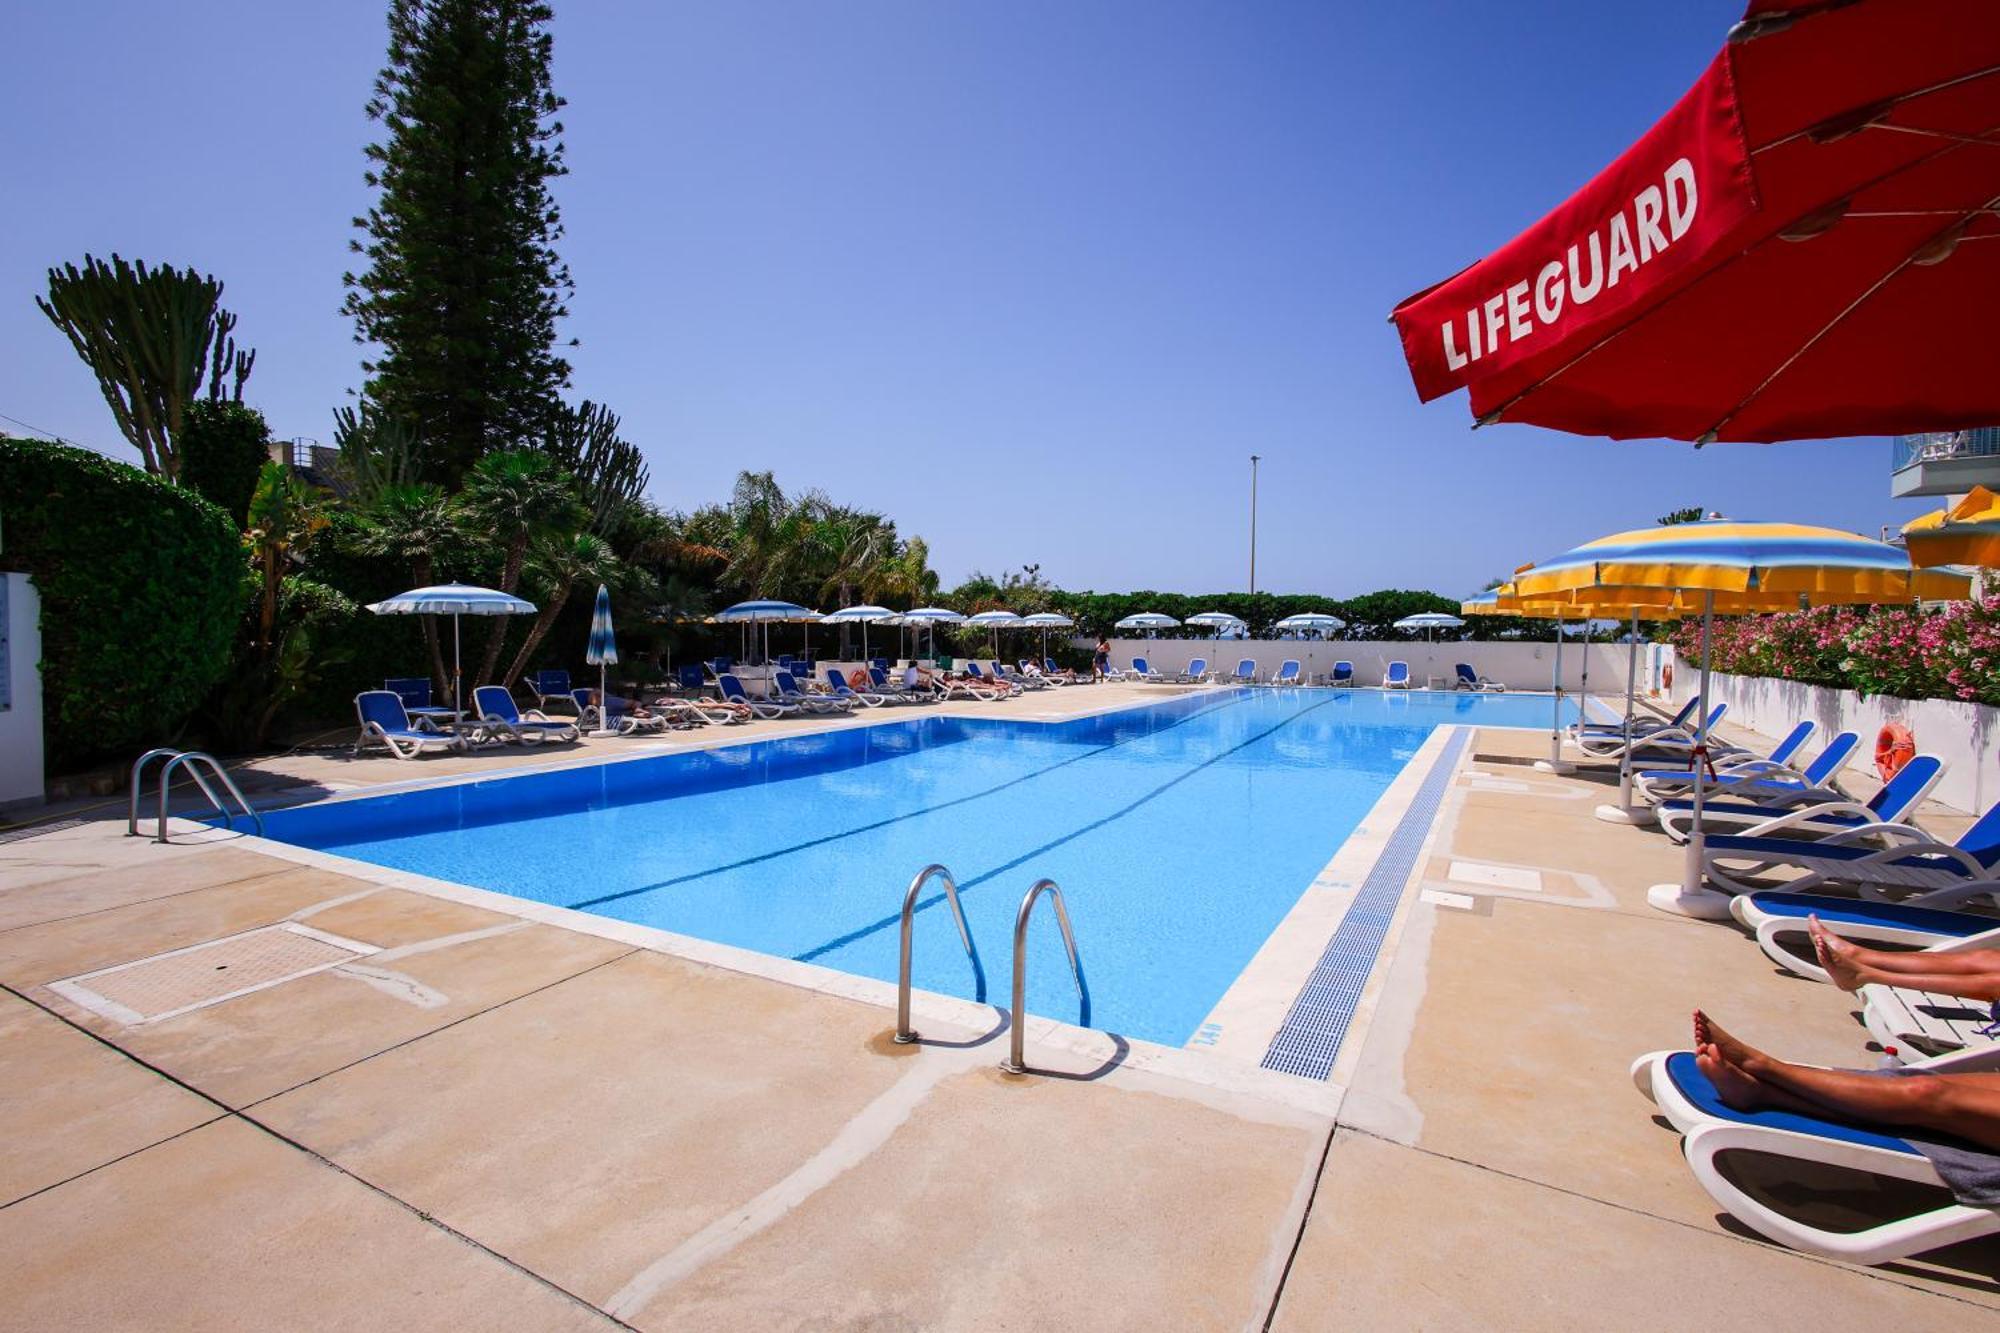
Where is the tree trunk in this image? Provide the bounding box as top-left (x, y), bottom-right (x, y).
top-left (503, 584), bottom-right (573, 687)
top-left (476, 534), bottom-right (528, 687)
top-left (414, 555), bottom-right (449, 699)
top-left (258, 549), bottom-right (279, 654)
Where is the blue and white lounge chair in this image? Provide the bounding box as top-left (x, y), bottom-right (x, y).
top-left (772, 670), bottom-right (853, 714)
top-left (962, 661), bottom-right (1018, 695)
top-left (1573, 705), bottom-right (1727, 760)
top-left (1732, 890), bottom-right (2000, 983)
top-left (384, 676), bottom-right (433, 710)
top-left (1330, 661), bottom-right (1354, 688)
top-left (1232, 659), bottom-right (1258, 685)
top-left (473, 685), bottom-right (580, 744)
top-left (1269, 659), bottom-right (1302, 686)
top-left (529, 669), bottom-right (576, 713)
top-left (1630, 1048), bottom-right (2000, 1264)
top-left (1703, 793), bottom-right (2000, 900)
top-left (1177, 658), bottom-right (1209, 684)
top-left (1661, 752), bottom-right (1943, 846)
top-left (1649, 732), bottom-right (1860, 821)
top-left (1383, 661), bottom-right (1411, 689)
top-left (1574, 695), bottom-right (1700, 740)
top-left (1632, 721), bottom-right (1819, 802)
top-left (1042, 658), bottom-right (1080, 684)
top-left (1130, 657), bottom-right (1163, 682)
top-left (994, 662), bottom-right (1048, 691)
top-left (1453, 663), bottom-right (1503, 692)
top-left (823, 668), bottom-right (887, 707)
top-left (719, 673), bottom-right (797, 718)
top-left (572, 687), bottom-right (669, 734)
top-left (354, 690), bottom-right (457, 760)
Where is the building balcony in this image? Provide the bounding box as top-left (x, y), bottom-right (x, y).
top-left (1891, 428), bottom-right (2000, 498)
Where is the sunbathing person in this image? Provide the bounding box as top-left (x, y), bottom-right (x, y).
top-left (1809, 916), bottom-right (2000, 1002)
top-left (1691, 1010), bottom-right (2000, 1152)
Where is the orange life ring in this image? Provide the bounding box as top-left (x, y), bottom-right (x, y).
top-left (1662, 663), bottom-right (1674, 692)
top-left (1875, 723), bottom-right (1916, 783)
top-left (848, 669), bottom-right (871, 690)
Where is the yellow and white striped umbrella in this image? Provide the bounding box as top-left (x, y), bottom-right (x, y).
top-left (1903, 486), bottom-right (2000, 570)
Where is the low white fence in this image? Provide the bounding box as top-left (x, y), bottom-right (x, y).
top-left (1676, 669), bottom-right (1995, 816)
top-left (1097, 637), bottom-right (1672, 695)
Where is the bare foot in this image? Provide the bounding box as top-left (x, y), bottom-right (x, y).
top-left (1692, 1010), bottom-right (1757, 1069)
top-left (1695, 1043), bottom-right (1769, 1112)
top-left (1809, 915), bottom-right (1868, 992)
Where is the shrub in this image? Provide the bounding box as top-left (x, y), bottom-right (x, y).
top-left (178, 400), bottom-right (272, 527)
top-left (1671, 600), bottom-right (2000, 708)
top-left (0, 436), bottom-right (241, 769)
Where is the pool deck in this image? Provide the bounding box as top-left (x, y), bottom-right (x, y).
top-left (2, 683), bottom-right (1995, 1328)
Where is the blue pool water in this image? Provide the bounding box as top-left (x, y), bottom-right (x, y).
top-left (258, 689), bottom-right (1571, 1046)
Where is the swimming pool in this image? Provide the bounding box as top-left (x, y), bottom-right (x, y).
top-left (256, 688), bottom-right (1572, 1047)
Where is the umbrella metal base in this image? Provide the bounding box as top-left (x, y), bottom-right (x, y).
top-left (1595, 803), bottom-right (1656, 826)
top-left (586, 729), bottom-right (620, 739)
top-left (1646, 882), bottom-right (1734, 920)
top-left (1533, 759), bottom-right (1575, 775)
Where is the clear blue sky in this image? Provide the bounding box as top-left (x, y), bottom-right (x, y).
top-left (2, 1), bottom-right (1928, 598)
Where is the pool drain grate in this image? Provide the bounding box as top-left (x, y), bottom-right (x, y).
top-left (1259, 728), bottom-right (1470, 1081)
top-left (48, 923), bottom-right (379, 1025)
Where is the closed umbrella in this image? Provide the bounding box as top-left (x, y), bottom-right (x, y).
top-left (1392, 1), bottom-right (2000, 442)
top-left (585, 583), bottom-right (618, 737)
top-left (367, 583), bottom-right (535, 716)
top-left (1517, 518), bottom-right (1969, 919)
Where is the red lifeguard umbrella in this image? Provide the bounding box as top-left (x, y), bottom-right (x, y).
top-left (1392, 0), bottom-right (2000, 442)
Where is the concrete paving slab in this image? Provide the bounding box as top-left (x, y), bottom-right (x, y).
top-left (256, 948), bottom-right (918, 1309)
top-left (0, 844), bottom-right (300, 931)
top-left (0, 992), bottom-right (219, 1206)
top-left (0, 1117), bottom-right (613, 1332)
top-left (637, 1064), bottom-right (1324, 1331)
top-left (1272, 1131), bottom-right (1990, 1330)
top-left (115, 916), bottom-right (631, 1107)
top-left (0, 866), bottom-right (389, 990)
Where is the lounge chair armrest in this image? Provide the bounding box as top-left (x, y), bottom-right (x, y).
top-left (1901, 877), bottom-right (2000, 910)
top-left (1739, 801), bottom-right (1882, 839)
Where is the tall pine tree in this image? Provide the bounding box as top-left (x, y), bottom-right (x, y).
top-left (343, 0), bottom-right (574, 488)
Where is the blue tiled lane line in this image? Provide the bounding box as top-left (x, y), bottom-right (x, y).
top-left (1260, 727), bottom-right (1472, 1081)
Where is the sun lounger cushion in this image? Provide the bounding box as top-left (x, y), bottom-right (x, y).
top-left (1740, 891), bottom-right (2000, 937)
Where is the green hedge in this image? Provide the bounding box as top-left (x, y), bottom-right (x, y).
top-left (178, 401), bottom-right (272, 527)
top-left (0, 436), bottom-right (242, 770)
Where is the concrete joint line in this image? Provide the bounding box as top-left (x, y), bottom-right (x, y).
top-left (605, 1046), bottom-right (985, 1317)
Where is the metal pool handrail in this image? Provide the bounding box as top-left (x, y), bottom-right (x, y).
top-left (1001, 878), bottom-right (1088, 1076)
top-left (894, 863), bottom-right (985, 1044)
top-left (129, 749), bottom-right (263, 843)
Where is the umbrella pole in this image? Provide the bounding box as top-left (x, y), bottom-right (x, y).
top-left (1651, 589), bottom-right (1731, 918)
top-left (1597, 609), bottom-right (1655, 825)
top-left (1533, 624), bottom-right (1573, 774)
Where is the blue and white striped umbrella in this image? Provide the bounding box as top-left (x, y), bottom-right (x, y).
top-left (900, 606), bottom-right (964, 624)
top-left (966, 608), bottom-right (1023, 655)
top-left (366, 583), bottom-right (535, 616)
top-left (1185, 610), bottom-right (1247, 639)
top-left (366, 583), bottom-right (535, 714)
top-left (586, 584), bottom-right (618, 666)
top-left (1114, 611), bottom-right (1179, 639)
top-left (1273, 612), bottom-right (1344, 634)
top-left (714, 599), bottom-right (814, 622)
top-left (822, 604), bottom-right (897, 660)
top-left (1018, 611), bottom-right (1074, 659)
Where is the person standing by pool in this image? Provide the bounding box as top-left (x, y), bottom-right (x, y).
top-left (1094, 635), bottom-right (1110, 680)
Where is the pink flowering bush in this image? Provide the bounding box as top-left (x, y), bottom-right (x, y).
top-left (1671, 598), bottom-right (2000, 707)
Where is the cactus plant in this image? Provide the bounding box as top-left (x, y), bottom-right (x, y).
top-left (36, 253), bottom-right (255, 481)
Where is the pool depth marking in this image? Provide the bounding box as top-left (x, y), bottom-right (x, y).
top-left (1259, 727), bottom-right (1472, 1081)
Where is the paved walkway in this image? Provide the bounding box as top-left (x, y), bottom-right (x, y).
top-left (2, 690), bottom-right (1995, 1329)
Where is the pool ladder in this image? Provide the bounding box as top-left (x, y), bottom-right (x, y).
top-left (128, 749), bottom-right (264, 844)
top-left (892, 864), bottom-right (1088, 1076)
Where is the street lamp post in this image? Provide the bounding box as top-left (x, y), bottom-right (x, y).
top-left (1249, 454), bottom-right (1261, 595)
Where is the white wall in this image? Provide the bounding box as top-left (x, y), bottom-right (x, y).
top-left (1677, 669), bottom-right (1994, 817)
top-left (0, 573), bottom-right (44, 806)
top-left (1098, 637), bottom-right (1673, 696)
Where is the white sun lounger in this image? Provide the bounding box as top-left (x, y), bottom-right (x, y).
top-left (1629, 1047), bottom-right (2000, 1264)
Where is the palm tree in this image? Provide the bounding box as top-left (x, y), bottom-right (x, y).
top-left (813, 511), bottom-right (890, 655)
top-left (502, 531), bottom-right (622, 686)
top-left (866, 535), bottom-right (939, 607)
top-left (348, 482), bottom-right (472, 696)
top-left (460, 449), bottom-right (583, 687)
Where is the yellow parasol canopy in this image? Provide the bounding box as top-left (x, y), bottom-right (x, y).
top-left (1903, 486), bottom-right (2000, 571)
